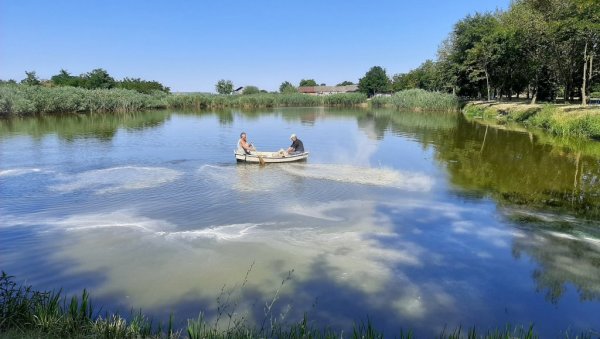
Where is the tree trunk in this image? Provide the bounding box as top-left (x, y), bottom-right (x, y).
top-left (589, 53), bottom-right (594, 81)
top-left (582, 41), bottom-right (589, 106)
top-left (485, 69), bottom-right (491, 101)
top-left (531, 75), bottom-right (538, 105)
top-left (527, 85), bottom-right (530, 100)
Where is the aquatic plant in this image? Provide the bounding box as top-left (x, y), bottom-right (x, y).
top-left (370, 95), bottom-right (392, 107)
top-left (322, 93), bottom-right (367, 106)
top-left (0, 84), bottom-right (167, 115)
top-left (390, 89), bottom-right (460, 112)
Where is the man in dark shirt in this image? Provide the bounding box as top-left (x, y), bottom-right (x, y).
top-left (287, 133), bottom-right (304, 154)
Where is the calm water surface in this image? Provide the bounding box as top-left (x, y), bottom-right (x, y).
top-left (1, 108), bottom-right (600, 336)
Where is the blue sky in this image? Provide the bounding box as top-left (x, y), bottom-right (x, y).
top-left (0, 1), bottom-right (509, 92)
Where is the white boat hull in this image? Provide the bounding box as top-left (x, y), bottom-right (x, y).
top-left (234, 151), bottom-right (309, 163)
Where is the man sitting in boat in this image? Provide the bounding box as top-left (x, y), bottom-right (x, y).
top-left (287, 134), bottom-right (304, 155)
top-left (237, 132), bottom-right (255, 154)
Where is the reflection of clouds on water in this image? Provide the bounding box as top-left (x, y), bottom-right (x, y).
top-left (9, 193), bottom-right (600, 333)
top-left (451, 220), bottom-right (525, 248)
top-left (50, 166), bottom-right (182, 194)
top-left (8, 198), bottom-right (446, 321)
top-left (0, 167), bottom-right (45, 177)
top-left (281, 164), bottom-right (434, 191)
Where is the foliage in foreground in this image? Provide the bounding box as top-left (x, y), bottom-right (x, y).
top-left (1, 272), bottom-right (596, 339)
top-left (464, 101), bottom-right (600, 139)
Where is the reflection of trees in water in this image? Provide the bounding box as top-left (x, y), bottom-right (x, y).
top-left (512, 224), bottom-right (600, 303)
top-left (0, 111), bottom-right (170, 141)
top-left (351, 110), bottom-right (600, 303)
top-left (430, 118), bottom-right (600, 219)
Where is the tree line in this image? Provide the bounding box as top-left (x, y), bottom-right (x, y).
top-left (214, 79), bottom-right (356, 95)
top-left (393, 0), bottom-right (599, 105)
top-left (216, 0), bottom-right (600, 103)
top-left (1, 69), bottom-right (170, 94)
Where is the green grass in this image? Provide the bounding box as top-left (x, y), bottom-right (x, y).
top-left (464, 101), bottom-right (600, 139)
top-left (389, 89), bottom-right (460, 112)
top-left (1, 272), bottom-right (596, 339)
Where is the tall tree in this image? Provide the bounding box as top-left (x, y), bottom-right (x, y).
top-left (118, 78), bottom-right (170, 94)
top-left (242, 85), bottom-right (260, 95)
top-left (502, 2), bottom-right (552, 103)
top-left (51, 69), bottom-right (78, 87)
top-left (279, 81), bottom-right (297, 93)
top-left (299, 79), bottom-right (318, 87)
top-left (358, 66), bottom-right (391, 97)
top-left (215, 79), bottom-right (234, 95)
top-left (80, 68), bottom-right (115, 89)
top-left (445, 13), bottom-right (501, 98)
top-left (21, 71), bottom-right (40, 86)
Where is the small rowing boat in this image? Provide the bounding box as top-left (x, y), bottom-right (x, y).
top-left (234, 151), bottom-right (309, 163)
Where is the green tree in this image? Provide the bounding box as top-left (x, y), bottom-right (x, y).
top-left (80, 68), bottom-right (115, 89)
top-left (445, 13), bottom-right (501, 98)
top-left (118, 78), bottom-right (170, 94)
top-left (299, 79), bottom-right (318, 87)
top-left (358, 66), bottom-right (391, 97)
top-left (501, 1), bottom-right (552, 103)
top-left (215, 79), bottom-right (234, 95)
top-left (279, 81), bottom-right (297, 93)
top-left (51, 69), bottom-right (79, 87)
top-left (21, 71), bottom-right (40, 86)
top-left (242, 85), bottom-right (260, 95)
top-left (336, 81), bottom-right (355, 86)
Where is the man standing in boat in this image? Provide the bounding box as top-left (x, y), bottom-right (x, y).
top-left (287, 134), bottom-right (304, 155)
top-left (238, 132), bottom-right (255, 154)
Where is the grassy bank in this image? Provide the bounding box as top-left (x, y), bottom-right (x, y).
top-left (1, 273), bottom-right (595, 339)
top-left (464, 101), bottom-right (600, 139)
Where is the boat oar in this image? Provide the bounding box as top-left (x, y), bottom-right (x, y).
top-left (258, 154), bottom-right (265, 165)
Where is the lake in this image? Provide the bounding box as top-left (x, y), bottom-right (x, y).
top-left (1, 108), bottom-right (600, 337)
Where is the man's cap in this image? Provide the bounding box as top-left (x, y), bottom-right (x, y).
top-left (290, 133), bottom-right (296, 140)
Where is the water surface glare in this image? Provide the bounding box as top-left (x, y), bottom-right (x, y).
top-left (1, 108), bottom-right (600, 336)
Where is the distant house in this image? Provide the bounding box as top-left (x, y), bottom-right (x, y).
top-left (298, 85), bottom-right (359, 95)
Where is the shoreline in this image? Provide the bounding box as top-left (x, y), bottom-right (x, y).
top-left (463, 101), bottom-right (600, 140)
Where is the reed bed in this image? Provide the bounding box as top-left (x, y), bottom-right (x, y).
top-left (0, 84), bottom-right (167, 115)
top-left (370, 96), bottom-right (392, 108)
top-left (322, 93), bottom-right (367, 106)
top-left (1, 84), bottom-right (465, 116)
top-left (1, 272), bottom-right (596, 339)
top-left (390, 89), bottom-right (460, 112)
